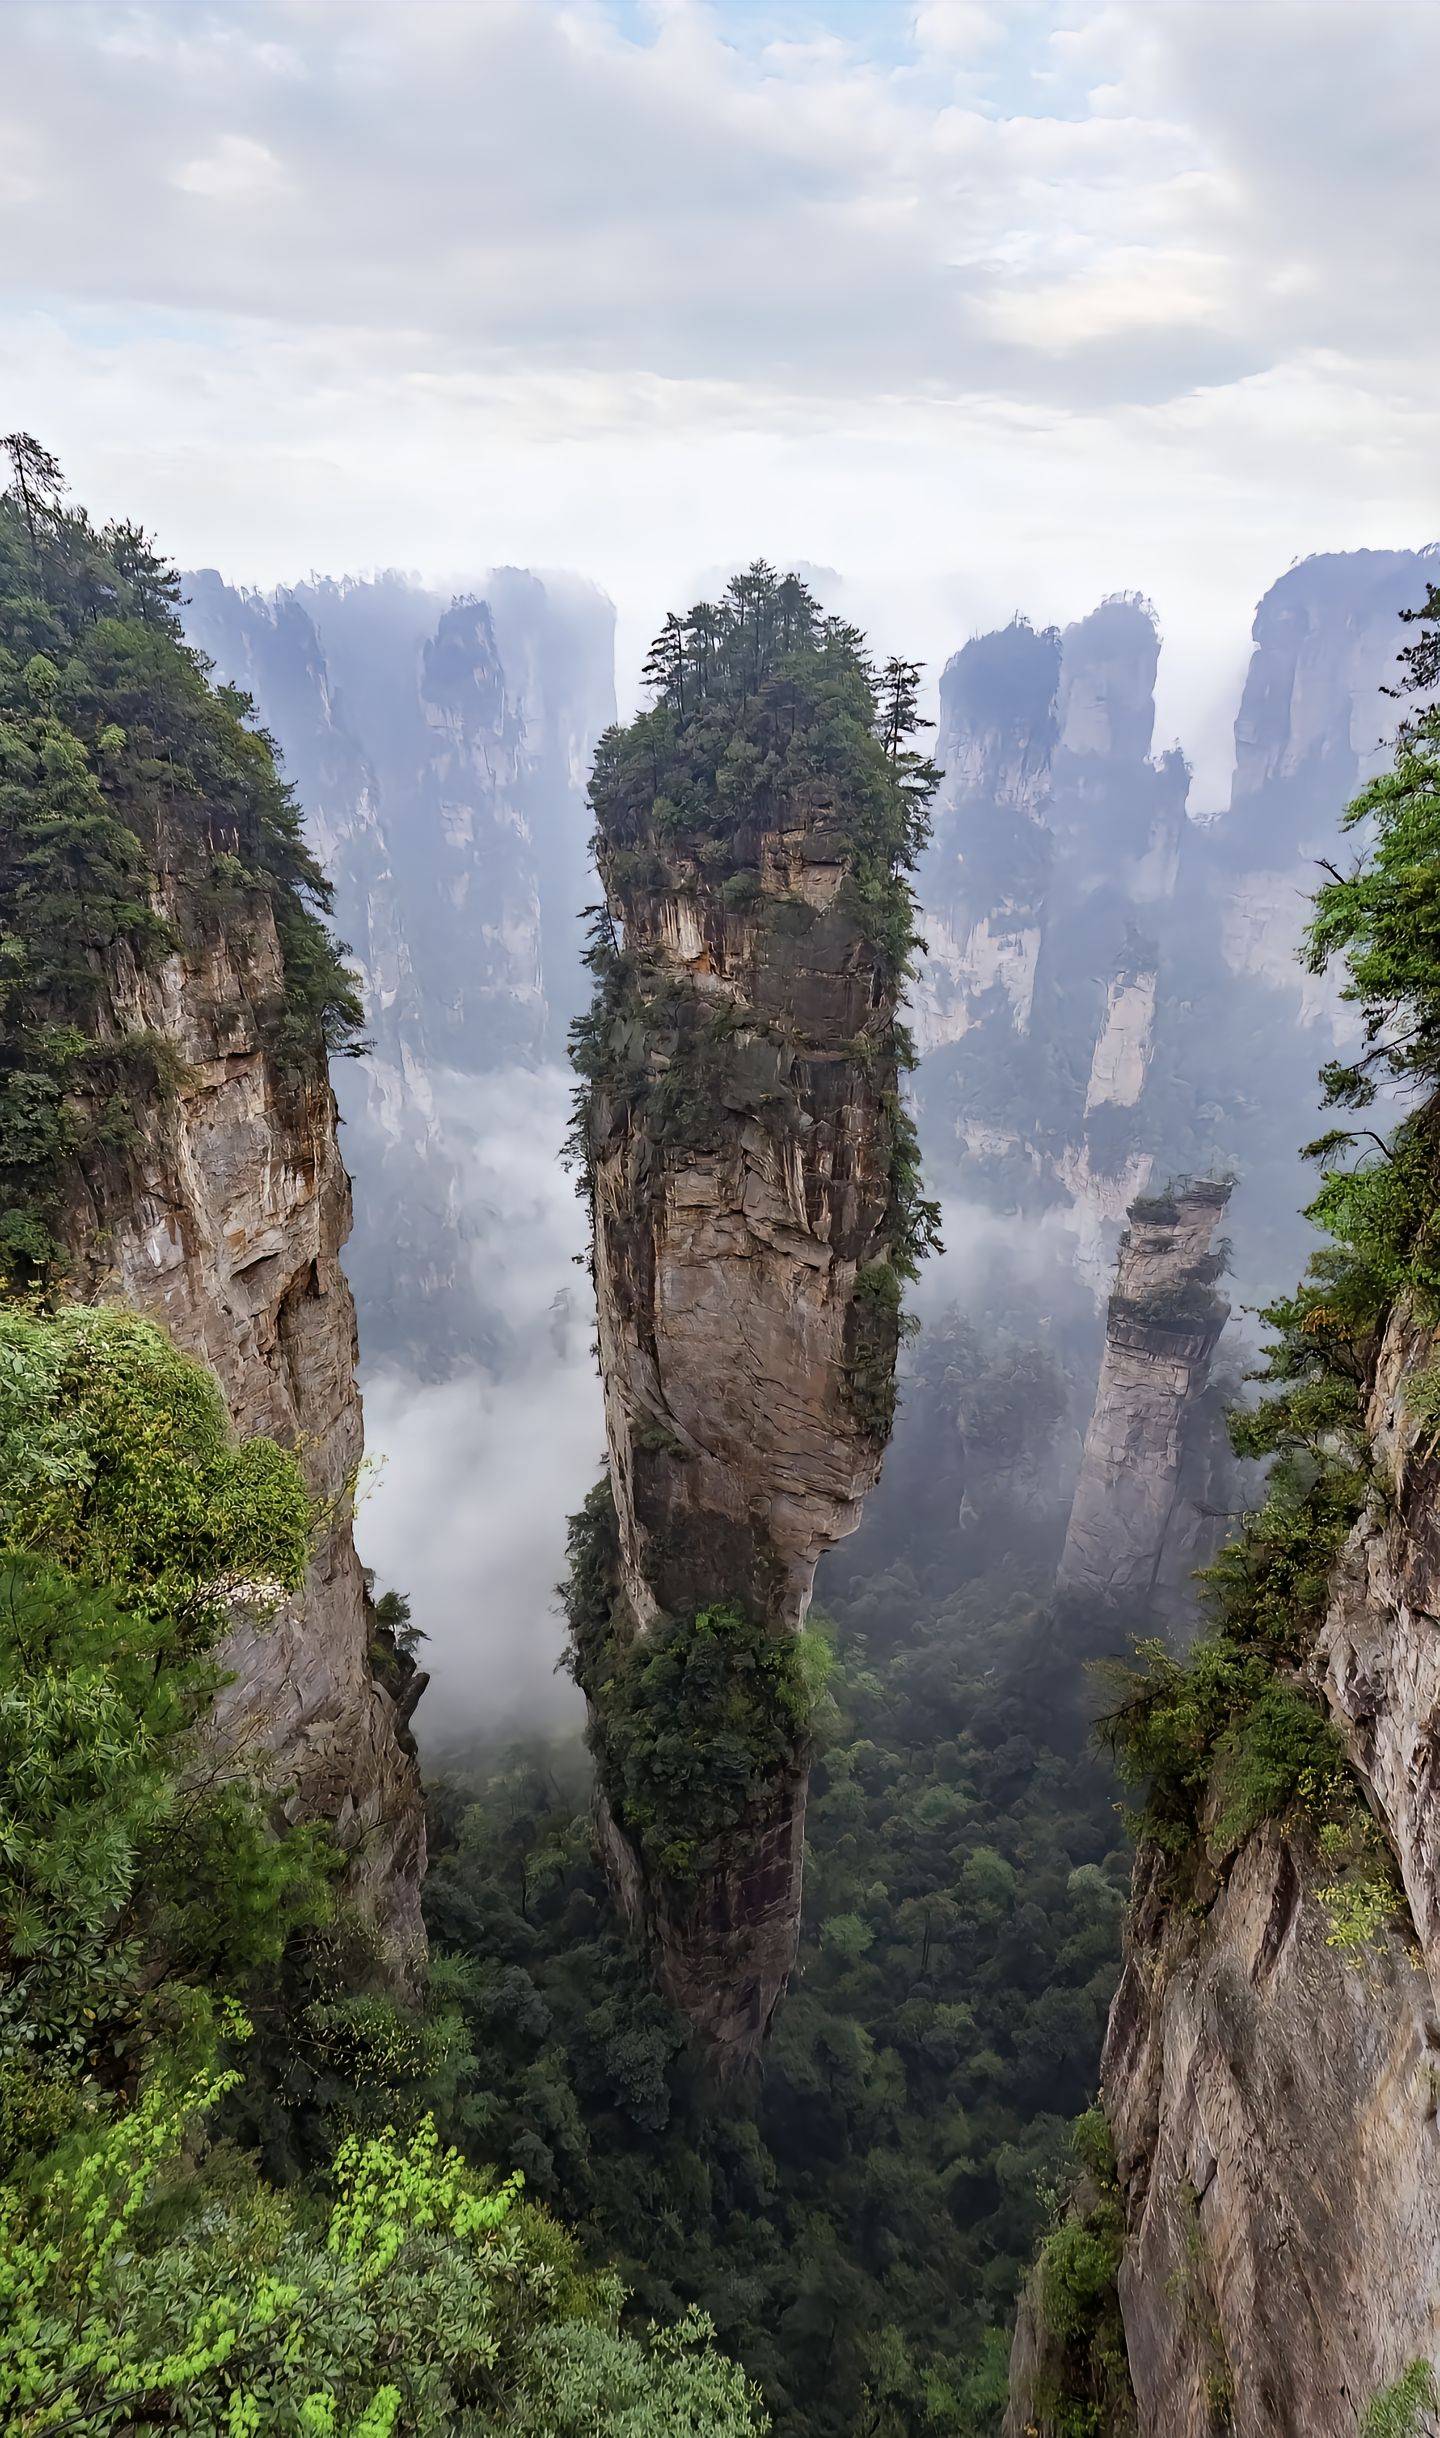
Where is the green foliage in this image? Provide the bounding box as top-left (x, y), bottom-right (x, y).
top-left (0, 1301), bottom-right (313, 1626)
top-left (1037, 2214), bottom-right (1122, 2352)
top-left (0, 1303), bottom-right (761, 2435)
top-left (0, 1305), bottom-right (327, 2142)
top-left (0, 2041), bottom-right (767, 2437)
top-left (584, 1593), bottom-right (830, 1891)
top-left (1362, 2360), bottom-right (1440, 2438)
top-left (428, 1541), bottom-right (1130, 2438)
top-left (1028, 2114), bottom-right (1134, 2438)
top-left (0, 452), bottom-right (363, 1287)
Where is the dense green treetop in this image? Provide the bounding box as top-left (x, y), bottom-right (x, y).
top-left (588, 562), bottom-right (939, 987)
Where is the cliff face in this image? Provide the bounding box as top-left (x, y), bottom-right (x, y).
top-left (58, 855), bottom-right (427, 1977)
top-left (1010, 1294), bottom-right (1440, 2438)
top-left (572, 580), bottom-right (925, 2071)
top-left (181, 567), bottom-right (616, 1375)
top-left (1056, 1181), bottom-right (1233, 1620)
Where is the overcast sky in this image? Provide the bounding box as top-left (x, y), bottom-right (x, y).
top-left (3, 0), bottom-right (1436, 798)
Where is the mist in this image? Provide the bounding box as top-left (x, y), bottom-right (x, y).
top-left (354, 1063), bottom-right (602, 1750)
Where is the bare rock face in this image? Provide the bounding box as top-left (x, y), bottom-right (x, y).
top-left (1027, 1297), bottom-right (1440, 2437)
top-left (571, 589), bottom-right (924, 2071)
top-left (60, 872), bottom-right (426, 1980)
top-left (583, 827), bottom-right (902, 2064)
top-left (1094, 1829), bottom-right (1440, 2438)
top-left (1056, 1180), bottom-right (1232, 1618)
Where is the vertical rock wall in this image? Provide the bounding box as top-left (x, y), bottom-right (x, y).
top-left (1055, 1180), bottom-right (1232, 1619)
top-left (59, 864), bottom-right (426, 1978)
top-left (1056, 1296), bottom-right (1440, 2438)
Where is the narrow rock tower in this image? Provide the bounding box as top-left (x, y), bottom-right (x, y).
top-left (1056, 1178), bottom-right (1233, 1617)
top-left (568, 568), bottom-right (936, 2070)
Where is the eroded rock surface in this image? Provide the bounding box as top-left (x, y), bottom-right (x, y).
top-left (1020, 1297), bottom-right (1440, 2437)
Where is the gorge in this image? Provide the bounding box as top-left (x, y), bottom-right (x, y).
top-left (6, 434), bottom-right (1440, 2438)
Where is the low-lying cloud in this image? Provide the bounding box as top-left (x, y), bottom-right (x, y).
top-left (354, 1065), bottom-right (602, 1752)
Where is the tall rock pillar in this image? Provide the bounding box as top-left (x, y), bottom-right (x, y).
top-left (568, 572), bottom-right (934, 2071)
top-left (1056, 1179), bottom-right (1232, 1618)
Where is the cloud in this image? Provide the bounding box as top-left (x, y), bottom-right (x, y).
top-left (2, 0), bottom-right (1432, 408)
top-left (0, 0), bottom-right (1431, 814)
top-left (352, 1065), bottom-right (603, 1749)
top-left (172, 134), bottom-right (292, 201)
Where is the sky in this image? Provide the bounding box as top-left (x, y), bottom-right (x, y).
top-left (2, 0), bottom-right (1437, 799)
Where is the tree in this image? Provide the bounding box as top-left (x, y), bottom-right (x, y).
top-left (2, 432), bottom-right (65, 554)
top-left (643, 612), bottom-right (688, 716)
top-left (876, 658), bottom-right (928, 766)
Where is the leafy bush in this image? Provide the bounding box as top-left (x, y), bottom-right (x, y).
top-left (0, 2040), bottom-right (768, 2437)
top-left (0, 1304), bottom-right (328, 2139)
top-left (0, 1302), bottom-right (313, 1624)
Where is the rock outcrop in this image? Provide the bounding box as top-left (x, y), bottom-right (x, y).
top-left (571, 579), bottom-right (926, 2071)
top-left (182, 567), bottom-right (616, 1375)
top-left (1056, 1180), bottom-right (1233, 1620)
top-left (57, 849), bottom-right (427, 1979)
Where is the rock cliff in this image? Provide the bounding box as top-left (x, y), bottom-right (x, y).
top-left (0, 508), bottom-right (426, 1980)
top-left (1032, 1296), bottom-right (1440, 2438)
top-left (1007, 576), bottom-right (1440, 2432)
top-left (914, 597), bottom-right (1187, 1288)
top-left (914, 556), bottom-right (1434, 1318)
top-left (1056, 1180), bottom-right (1233, 1621)
top-left (58, 887), bottom-right (427, 1976)
top-left (569, 573), bottom-right (932, 2071)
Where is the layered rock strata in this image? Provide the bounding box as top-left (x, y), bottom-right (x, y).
top-left (574, 643), bottom-right (917, 2070)
top-left (1056, 1179), bottom-right (1233, 1619)
top-left (60, 852), bottom-right (426, 1977)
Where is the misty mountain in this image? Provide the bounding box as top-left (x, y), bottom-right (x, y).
top-left (182, 566), bottom-right (617, 1377)
top-left (912, 548), bottom-right (1435, 1306)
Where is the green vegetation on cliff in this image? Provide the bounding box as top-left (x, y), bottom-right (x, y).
top-left (570, 561), bottom-right (941, 1328)
top-left (566, 1486), bottom-right (831, 1893)
top-left (0, 437), bottom-right (363, 1289)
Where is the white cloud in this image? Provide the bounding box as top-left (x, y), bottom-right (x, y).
top-left (354, 1064), bottom-right (603, 1747)
top-left (0, 0), bottom-right (1431, 795)
top-left (913, 2), bottom-right (997, 57)
top-left (172, 133), bottom-right (292, 200)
